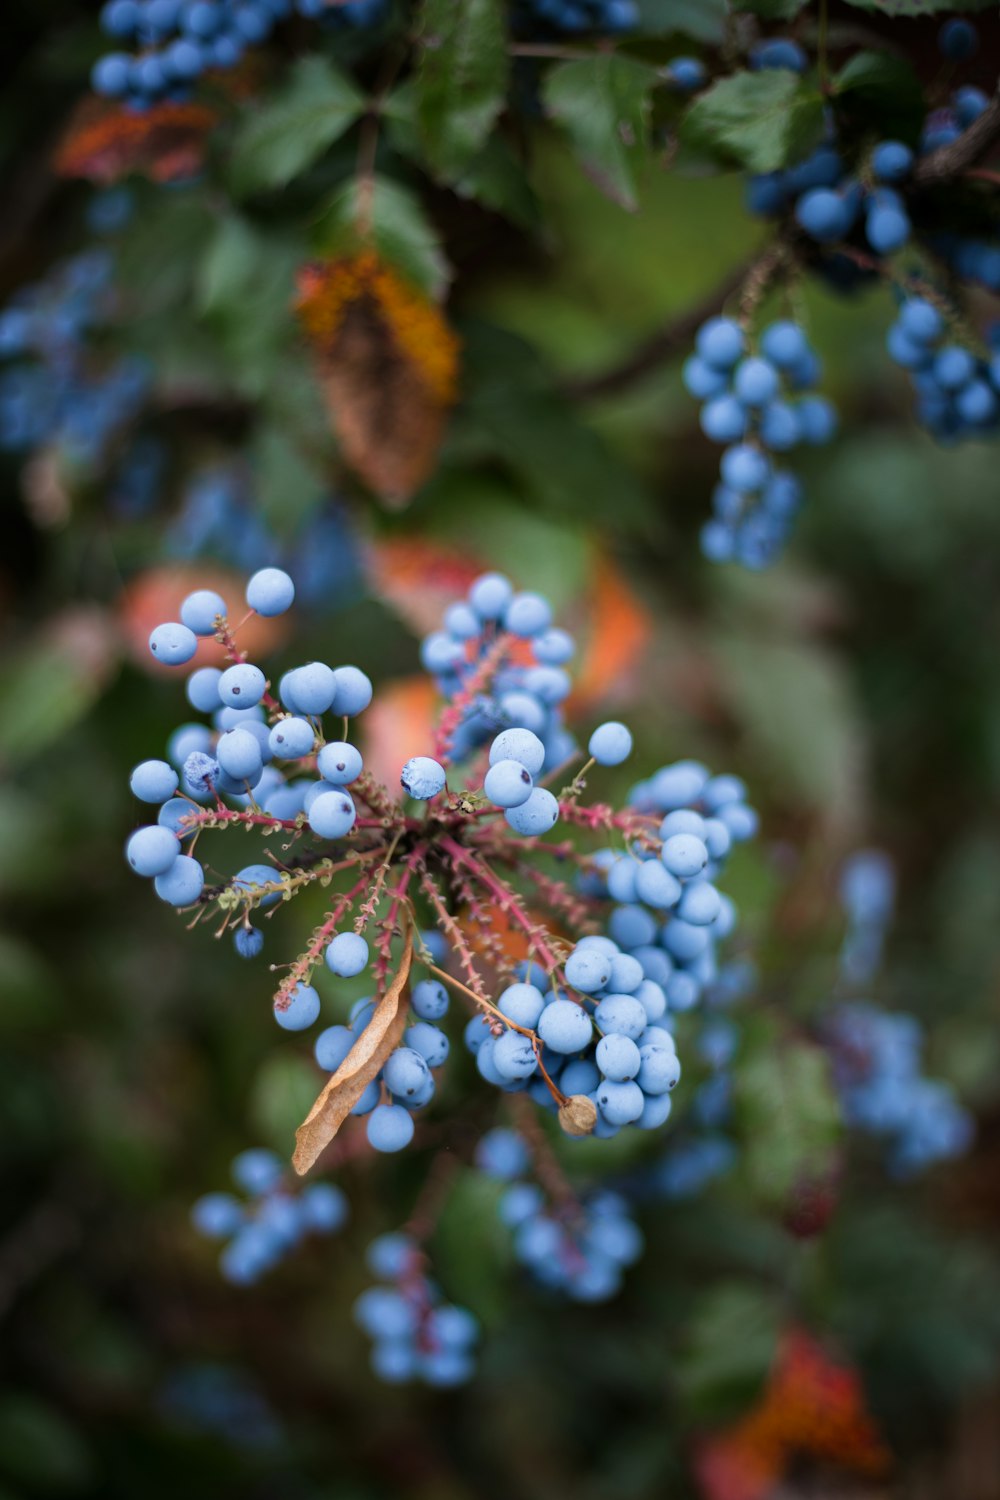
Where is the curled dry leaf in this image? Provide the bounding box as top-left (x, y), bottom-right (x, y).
top-left (292, 925), bottom-right (414, 1175)
top-left (54, 98), bottom-right (217, 185)
top-left (296, 251), bottom-right (460, 507)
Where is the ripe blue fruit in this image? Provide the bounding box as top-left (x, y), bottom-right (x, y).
top-left (484, 758), bottom-right (533, 808)
top-left (308, 791), bottom-right (357, 838)
top-left (127, 824), bottom-right (180, 877)
top-left (589, 720), bottom-right (633, 767)
top-left (130, 759), bottom-right (179, 804)
top-left (367, 1104), bottom-right (415, 1152)
top-left (411, 979), bottom-right (449, 1021)
top-left (180, 589), bottom-right (226, 635)
top-left (401, 756), bottom-right (447, 800)
top-left (505, 787), bottom-right (559, 835)
top-left (274, 983), bottom-right (321, 1031)
top-left (268, 716), bottom-right (315, 759)
top-left (218, 663), bottom-right (266, 708)
top-left (489, 727), bottom-right (546, 775)
top-left (149, 622), bottom-right (198, 666)
top-left (696, 317), bottom-right (745, 371)
top-left (246, 567), bottom-right (295, 617)
top-left (154, 854), bottom-right (204, 906)
top-left (334, 666), bottom-right (373, 716)
top-left (325, 931), bottom-right (369, 977)
top-left (537, 999), bottom-right (593, 1053)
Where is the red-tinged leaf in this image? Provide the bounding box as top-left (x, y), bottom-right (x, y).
top-left (292, 928), bottom-right (413, 1175)
top-left (361, 676), bottom-right (438, 790)
top-left (54, 98), bottom-right (216, 185)
top-left (694, 1328), bottom-right (892, 1500)
top-left (368, 536), bottom-right (486, 635)
top-left (296, 251), bottom-right (460, 506)
top-left (573, 555), bottom-right (653, 711)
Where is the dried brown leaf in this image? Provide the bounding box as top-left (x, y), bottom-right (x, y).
top-left (292, 927), bottom-right (413, 1175)
top-left (296, 253), bottom-right (459, 507)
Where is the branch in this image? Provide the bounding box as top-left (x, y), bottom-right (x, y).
top-left (561, 255), bottom-right (754, 401)
top-left (915, 87), bottom-right (1000, 186)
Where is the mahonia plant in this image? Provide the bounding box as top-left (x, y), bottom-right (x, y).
top-left (126, 564), bottom-right (756, 1379)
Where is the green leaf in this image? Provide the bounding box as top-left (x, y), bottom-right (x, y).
top-left (735, 1024), bottom-right (841, 1212)
top-left (313, 175), bottom-right (451, 299)
top-left (195, 213), bottom-right (262, 315)
top-left (832, 50), bottom-right (927, 137)
top-left (682, 68), bottom-right (825, 173)
top-left (676, 1283), bottom-right (781, 1421)
top-left (543, 56), bottom-right (657, 212)
top-left (251, 1054), bottom-right (323, 1154)
top-left (450, 134), bottom-right (541, 231)
top-left (0, 623), bottom-right (116, 770)
top-left (431, 1167), bottom-right (511, 1324)
top-left (228, 57), bottom-right (366, 197)
top-left (250, 423), bottom-right (329, 540)
top-left (416, 0), bottom-right (508, 180)
top-left (633, 0), bottom-right (728, 39)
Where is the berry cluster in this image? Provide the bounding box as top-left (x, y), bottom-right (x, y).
top-left (511, 0), bottom-right (637, 35)
top-left (476, 1129), bottom-right (644, 1301)
top-left (685, 315), bottom-right (835, 568)
top-left (164, 464), bottom-right (364, 612)
top-left (822, 850), bottom-right (972, 1178)
top-left (676, 19), bottom-right (1000, 566)
top-left (354, 1232), bottom-right (478, 1387)
top-left (93, 0), bottom-right (386, 107)
top-left (825, 1004), bottom-right (973, 1178)
top-left (887, 296), bottom-right (1000, 442)
top-left (0, 249), bottom-right (147, 467)
top-left (191, 1147), bottom-right (349, 1283)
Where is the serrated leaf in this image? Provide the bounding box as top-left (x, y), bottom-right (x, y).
top-left (633, 0), bottom-right (728, 39)
top-left (314, 175), bottom-right (450, 299)
top-left (735, 1026), bottom-right (841, 1211)
top-left (416, 0), bottom-right (508, 180)
top-left (228, 57), bottom-right (366, 197)
top-left (293, 930), bottom-right (413, 1173)
top-left (682, 69), bottom-right (825, 173)
top-left (543, 56), bottom-right (657, 211)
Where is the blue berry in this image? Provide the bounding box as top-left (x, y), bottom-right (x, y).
top-left (149, 622), bottom-right (198, 666)
top-left (274, 983), bottom-right (321, 1031)
top-left (325, 931), bottom-right (369, 977)
top-left (247, 567), bottom-right (295, 617)
top-left (367, 1104), bottom-right (415, 1152)
top-left (588, 721), bottom-right (633, 766)
top-left (401, 756), bottom-right (447, 800)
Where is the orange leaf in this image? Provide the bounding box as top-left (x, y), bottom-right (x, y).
top-left (296, 252), bottom-right (459, 507)
top-left (368, 537), bottom-right (486, 637)
top-left (292, 926), bottom-right (414, 1175)
top-left (573, 554), bottom-right (653, 711)
top-left (54, 98), bottom-right (216, 185)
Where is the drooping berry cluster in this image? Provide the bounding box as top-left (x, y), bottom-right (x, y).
top-left (685, 314), bottom-right (835, 568)
top-left (127, 565), bottom-right (756, 1378)
top-left (0, 249), bottom-right (147, 467)
top-left (354, 1232), bottom-right (478, 1387)
top-left (191, 1147), bottom-right (349, 1283)
top-left (679, 20), bottom-right (1000, 567)
top-left (822, 851), bottom-right (972, 1178)
top-left (93, 0), bottom-right (387, 107)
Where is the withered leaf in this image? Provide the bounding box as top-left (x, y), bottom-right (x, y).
top-left (292, 927), bottom-right (413, 1175)
top-left (296, 252), bottom-right (459, 507)
top-left (54, 99), bottom-right (216, 185)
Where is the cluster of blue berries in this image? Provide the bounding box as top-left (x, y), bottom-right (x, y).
top-left (0, 249), bottom-right (147, 467)
top-left (686, 315), bottom-right (836, 568)
top-left (420, 570), bottom-right (583, 773)
top-left (190, 1147), bottom-right (348, 1283)
top-left (511, 0), bottom-right (636, 36)
top-left (476, 1129), bottom-right (644, 1301)
top-left (821, 850), bottom-right (972, 1178)
top-left (311, 942), bottom-right (452, 1156)
top-left (825, 1004), bottom-right (973, 1178)
top-left (164, 464), bottom-right (364, 611)
top-left (887, 296), bottom-right (1000, 441)
top-left (466, 939), bottom-right (682, 1136)
top-left (592, 761), bottom-right (756, 1012)
top-left (92, 0), bottom-right (386, 108)
top-left (353, 1232), bottom-right (478, 1387)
